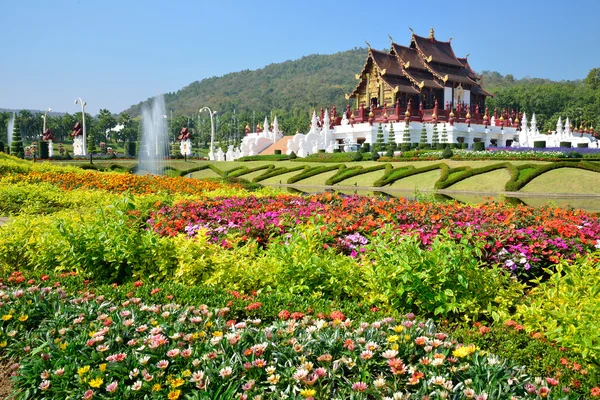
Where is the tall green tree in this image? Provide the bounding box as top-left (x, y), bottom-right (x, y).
top-left (97, 109), bottom-right (116, 143)
top-left (11, 122), bottom-right (24, 158)
top-left (375, 124), bottom-right (385, 151)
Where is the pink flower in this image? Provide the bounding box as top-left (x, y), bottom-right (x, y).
top-left (39, 380), bottom-right (51, 391)
top-left (106, 381), bottom-right (118, 393)
top-left (167, 348), bottom-right (180, 358)
top-left (83, 389), bottom-right (94, 400)
top-left (352, 382), bottom-right (368, 392)
top-left (156, 360), bottom-right (169, 369)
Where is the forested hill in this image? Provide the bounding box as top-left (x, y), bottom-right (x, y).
top-left (123, 48), bottom-right (367, 118)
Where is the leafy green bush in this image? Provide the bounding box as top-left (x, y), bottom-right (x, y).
top-left (352, 151), bottom-right (363, 161)
top-left (370, 150), bottom-right (380, 161)
top-left (363, 229), bottom-right (525, 320)
top-left (473, 142), bottom-right (485, 151)
top-left (442, 145), bottom-right (453, 159)
top-left (299, 152), bottom-right (356, 162)
top-left (513, 253), bottom-right (600, 364)
top-left (236, 154), bottom-right (290, 161)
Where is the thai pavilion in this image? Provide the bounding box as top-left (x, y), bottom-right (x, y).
top-left (238, 29), bottom-right (596, 160)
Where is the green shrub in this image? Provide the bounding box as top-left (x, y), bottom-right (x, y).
top-left (364, 229), bottom-right (525, 320)
top-left (411, 142), bottom-right (419, 149)
top-left (127, 141), bottom-right (137, 157)
top-left (513, 254), bottom-right (600, 364)
top-left (442, 145), bottom-right (453, 159)
top-left (533, 141), bottom-right (546, 148)
top-left (401, 144), bottom-right (411, 152)
top-left (318, 149), bottom-right (326, 153)
top-left (40, 141), bottom-right (49, 159)
top-left (473, 142), bottom-right (485, 151)
top-left (10, 123), bottom-right (24, 158)
top-left (385, 148), bottom-right (394, 157)
top-left (289, 151), bottom-right (297, 159)
top-left (333, 148), bottom-right (341, 153)
top-left (370, 150), bottom-right (380, 161)
top-left (0, 141), bottom-right (4, 153)
top-left (560, 141), bottom-right (572, 148)
top-left (237, 154), bottom-right (289, 161)
top-left (436, 143), bottom-right (445, 150)
top-left (460, 143), bottom-right (469, 149)
top-left (352, 151), bottom-right (363, 161)
top-left (360, 143), bottom-right (370, 153)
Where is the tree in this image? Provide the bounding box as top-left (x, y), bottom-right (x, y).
top-left (11, 122), bottom-right (24, 158)
top-left (375, 124), bottom-right (385, 151)
top-left (388, 122), bottom-right (396, 149)
top-left (584, 68), bottom-right (600, 90)
top-left (441, 123), bottom-right (448, 144)
top-left (431, 123), bottom-right (439, 147)
top-left (419, 123), bottom-right (428, 148)
top-left (403, 121), bottom-right (411, 145)
top-left (97, 109), bottom-right (116, 142)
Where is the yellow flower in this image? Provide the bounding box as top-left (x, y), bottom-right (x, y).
top-left (387, 335), bottom-right (399, 343)
top-left (300, 389), bottom-right (316, 398)
top-left (404, 334), bottom-right (411, 341)
top-left (205, 321), bottom-right (213, 328)
top-left (88, 331), bottom-right (96, 338)
top-left (452, 344), bottom-right (476, 358)
top-left (181, 369), bottom-right (191, 377)
top-left (78, 365), bottom-right (91, 376)
top-left (390, 343), bottom-right (399, 351)
top-left (89, 377), bottom-right (103, 388)
top-left (2, 314), bottom-right (12, 321)
top-left (152, 384), bottom-right (162, 391)
top-left (151, 320), bottom-right (159, 326)
top-left (60, 342), bottom-right (67, 351)
top-left (18, 315), bottom-right (28, 322)
top-left (0, 341), bottom-right (7, 348)
top-left (99, 363), bottom-right (107, 372)
top-left (212, 331), bottom-right (223, 337)
top-left (168, 390), bottom-right (181, 400)
top-left (171, 377), bottom-right (184, 388)
top-left (393, 325), bottom-right (404, 333)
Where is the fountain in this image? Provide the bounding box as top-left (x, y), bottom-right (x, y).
top-left (6, 112), bottom-right (15, 149)
top-left (138, 94), bottom-right (169, 175)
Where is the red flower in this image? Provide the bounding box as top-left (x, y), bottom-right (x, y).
top-left (330, 311), bottom-right (345, 321)
top-left (245, 302), bottom-right (262, 311)
top-left (278, 310), bottom-right (290, 320)
top-left (133, 281), bottom-right (143, 287)
top-left (150, 288), bottom-right (161, 295)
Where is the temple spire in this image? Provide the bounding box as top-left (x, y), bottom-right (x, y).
top-left (428, 27), bottom-right (435, 40)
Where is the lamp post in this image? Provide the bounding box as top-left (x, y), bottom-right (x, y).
top-left (199, 107), bottom-right (217, 160)
top-left (74, 98), bottom-right (87, 156)
top-left (42, 108), bottom-right (52, 134)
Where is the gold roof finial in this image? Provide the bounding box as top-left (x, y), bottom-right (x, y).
top-left (429, 27), bottom-right (435, 39)
top-left (388, 34), bottom-right (394, 44)
top-left (365, 40), bottom-right (371, 49)
top-left (448, 36), bottom-right (453, 42)
top-left (408, 26), bottom-right (414, 34)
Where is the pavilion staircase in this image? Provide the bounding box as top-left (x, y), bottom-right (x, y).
top-left (259, 136), bottom-right (293, 155)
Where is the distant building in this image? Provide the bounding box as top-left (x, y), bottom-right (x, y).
top-left (349, 28), bottom-right (491, 115)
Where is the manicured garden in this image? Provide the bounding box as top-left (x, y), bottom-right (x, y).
top-left (1, 153), bottom-right (599, 399)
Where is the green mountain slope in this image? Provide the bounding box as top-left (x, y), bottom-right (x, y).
top-left (123, 48), bottom-right (367, 118)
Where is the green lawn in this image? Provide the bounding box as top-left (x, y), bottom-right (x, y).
top-left (48, 159), bottom-right (600, 196)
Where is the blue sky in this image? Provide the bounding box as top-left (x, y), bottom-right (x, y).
top-left (1, 0), bottom-right (599, 115)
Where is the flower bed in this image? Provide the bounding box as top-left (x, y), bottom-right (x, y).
top-left (2, 274), bottom-right (596, 399)
top-left (150, 194), bottom-right (600, 280)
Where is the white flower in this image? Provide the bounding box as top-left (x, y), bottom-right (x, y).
top-left (219, 367), bottom-right (233, 378)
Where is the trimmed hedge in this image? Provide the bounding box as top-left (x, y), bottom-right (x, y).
top-left (473, 142), bottom-right (485, 151)
top-left (236, 154), bottom-right (290, 161)
top-left (435, 162), bottom-right (518, 190)
top-left (287, 164), bottom-right (343, 184)
top-left (505, 161), bottom-right (600, 191)
top-left (533, 141), bottom-right (546, 148)
top-left (374, 163), bottom-right (447, 187)
top-left (252, 165), bottom-right (307, 183)
top-left (325, 164), bottom-right (388, 186)
top-left (577, 143), bottom-right (589, 148)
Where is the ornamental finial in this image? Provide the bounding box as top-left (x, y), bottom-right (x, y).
top-left (388, 34), bottom-right (393, 44)
top-left (429, 27), bottom-right (435, 39)
top-left (408, 26), bottom-right (414, 34)
top-left (365, 40), bottom-right (371, 49)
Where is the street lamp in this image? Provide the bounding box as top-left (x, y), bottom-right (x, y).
top-left (42, 108), bottom-right (52, 134)
top-left (74, 98), bottom-right (87, 156)
top-left (199, 107), bottom-right (217, 160)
